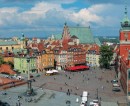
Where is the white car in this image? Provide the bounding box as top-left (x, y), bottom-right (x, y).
top-left (16, 76), bottom-right (24, 80)
top-left (113, 83), bottom-right (120, 87)
top-left (90, 100), bottom-right (99, 106)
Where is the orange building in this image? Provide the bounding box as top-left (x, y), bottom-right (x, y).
top-left (3, 56), bottom-right (14, 63)
top-left (41, 49), bottom-right (54, 71)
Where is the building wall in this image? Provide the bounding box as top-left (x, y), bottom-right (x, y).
top-left (120, 58), bottom-right (127, 93)
top-left (41, 52), bottom-right (54, 70)
top-left (73, 52), bottom-right (86, 66)
top-left (67, 52), bottom-right (74, 67)
top-left (86, 54), bottom-right (100, 67)
top-left (14, 57), bottom-right (37, 74)
top-left (36, 55), bottom-right (42, 72)
top-left (0, 44), bottom-right (22, 52)
top-left (3, 57), bottom-right (14, 63)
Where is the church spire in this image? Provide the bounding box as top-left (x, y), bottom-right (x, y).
top-left (124, 0), bottom-right (128, 17)
top-left (121, 0), bottom-right (130, 29)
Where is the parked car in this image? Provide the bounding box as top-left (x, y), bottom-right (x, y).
top-left (89, 100), bottom-right (99, 106)
top-left (112, 88), bottom-right (121, 92)
top-left (113, 83), bottom-right (120, 87)
top-left (111, 80), bottom-right (118, 83)
top-left (30, 75), bottom-right (33, 78)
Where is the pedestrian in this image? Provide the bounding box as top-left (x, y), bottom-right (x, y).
top-left (102, 86), bottom-right (104, 90)
top-left (76, 98), bottom-right (79, 103)
top-left (76, 87), bottom-right (79, 90)
top-left (70, 89), bottom-right (72, 92)
top-left (9, 96), bottom-right (11, 99)
top-left (65, 82), bottom-right (67, 85)
top-left (100, 97), bottom-right (102, 101)
top-left (60, 87), bottom-right (62, 90)
top-left (16, 103), bottom-right (18, 106)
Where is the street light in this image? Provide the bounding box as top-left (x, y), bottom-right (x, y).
top-left (96, 88), bottom-right (98, 100)
top-left (25, 55), bottom-right (35, 96)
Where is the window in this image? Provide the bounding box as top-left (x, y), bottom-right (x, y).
top-left (12, 47), bottom-right (14, 50)
top-left (128, 92), bottom-right (130, 96)
top-left (6, 47), bottom-right (8, 50)
top-left (129, 71), bottom-right (130, 79)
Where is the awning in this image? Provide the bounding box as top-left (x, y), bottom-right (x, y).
top-left (44, 66), bottom-right (54, 69)
top-left (66, 65), bottom-right (89, 71)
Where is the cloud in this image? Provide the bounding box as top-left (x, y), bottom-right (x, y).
top-left (68, 4), bottom-right (123, 27)
top-left (0, 1), bottom-right (129, 37)
top-left (86, 0), bottom-right (130, 5)
top-left (0, 0), bottom-right (76, 4)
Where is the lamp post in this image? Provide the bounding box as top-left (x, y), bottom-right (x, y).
top-left (26, 55), bottom-right (34, 96)
top-left (96, 88), bottom-right (98, 100)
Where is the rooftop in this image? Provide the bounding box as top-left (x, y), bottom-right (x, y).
top-left (0, 41), bottom-right (18, 46)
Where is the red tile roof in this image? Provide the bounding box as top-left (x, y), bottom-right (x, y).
top-left (89, 44), bottom-right (100, 55)
top-left (0, 64), bottom-right (16, 75)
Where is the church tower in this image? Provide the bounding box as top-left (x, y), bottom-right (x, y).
top-left (62, 22), bottom-right (71, 49)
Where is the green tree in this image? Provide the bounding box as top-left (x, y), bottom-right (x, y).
top-left (99, 45), bottom-right (113, 69)
top-left (7, 61), bottom-right (14, 69)
top-left (0, 56), bottom-right (4, 65)
top-left (54, 59), bottom-right (57, 69)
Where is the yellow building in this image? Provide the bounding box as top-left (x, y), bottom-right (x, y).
top-left (0, 41), bottom-right (22, 53)
top-left (36, 54), bottom-right (42, 72)
top-left (41, 49), bottom-right (54, 71)
top-left (0, 35), bottom-right (27, 53)
top-left (3, 56), bottom-right (14, 63)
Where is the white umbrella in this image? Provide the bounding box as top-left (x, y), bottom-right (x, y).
top-left (46, 71), bottom-right (53, 74)
top-left (52, 70), bottom-right (58, 73)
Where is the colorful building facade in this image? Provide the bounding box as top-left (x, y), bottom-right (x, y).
top-left (14, 56), bottom-right (37, 74)
top-left (86, 44), bottom-right (100, 67)
top-left (41, 49), bottom-right (54, 71)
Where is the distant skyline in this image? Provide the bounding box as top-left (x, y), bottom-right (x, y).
top-left (0, 0), bottom-right (130, 38)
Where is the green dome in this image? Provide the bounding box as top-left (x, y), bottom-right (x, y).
top-left (121, 7), bottom-right (130, 28)
top-left (121, 16), bottom-right (130, 27)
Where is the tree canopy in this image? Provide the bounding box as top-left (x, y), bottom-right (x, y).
top-left (99, 45), bottom-right (113, 69)
top-left (0, 56), bottom-right (4, 65)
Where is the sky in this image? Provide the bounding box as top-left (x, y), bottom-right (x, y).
top-left (0, 0), bottom-right (130, 38)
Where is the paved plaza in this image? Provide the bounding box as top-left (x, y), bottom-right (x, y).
top-left (0, 67), bottom-right (127, 106)
top-left (32, 67), bottom-right (126, 103)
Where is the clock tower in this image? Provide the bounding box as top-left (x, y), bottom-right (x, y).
top-left (119, 5), bottom-right (130, 59)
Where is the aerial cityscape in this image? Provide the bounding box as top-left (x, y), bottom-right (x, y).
top-left (0, 0), bottom-right (130, 106)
